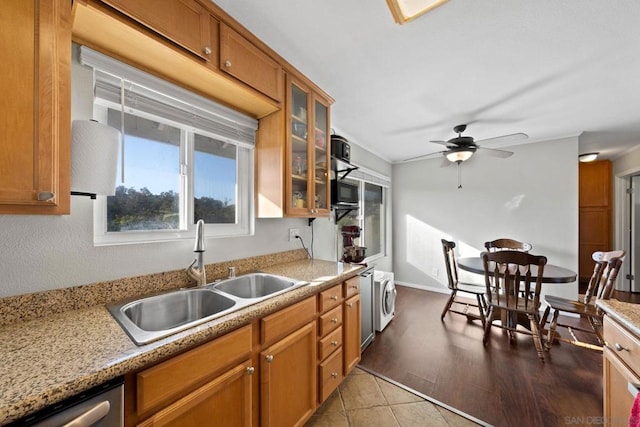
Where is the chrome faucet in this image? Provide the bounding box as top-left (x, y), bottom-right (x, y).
top-left (186, 219), bottom-right (207, 286)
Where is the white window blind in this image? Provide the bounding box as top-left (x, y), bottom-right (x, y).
top-left (79, 46), bottom-right (258, 147)
top-left (349, 164), bottom-right (391, 188)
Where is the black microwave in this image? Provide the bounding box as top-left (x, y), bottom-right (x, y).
top-left (331, 134), bottom-right (350, 163)
top-left (331, 179), bottom-right (359, 207)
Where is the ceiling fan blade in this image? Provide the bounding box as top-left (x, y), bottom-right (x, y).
top-left (429, 140), bottom-right (451, 146)
top-left (474, 132), bottom-right (528, 146)
top-left (402, 150), bottom-right (446, 162)
top-left (477, 146), bottom-right (514, 158)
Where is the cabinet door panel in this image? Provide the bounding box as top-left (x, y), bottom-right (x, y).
top-left (261, 322), bottom-right (317, 427)
top-left (0, 0), bottom-right (70, 214)
top-left (137, 360), bottom-right (252, 427)
top-left (603, 348), bottom-right (638, 427)
top-left (343, 294), bottom-right (361, 375)
top-left (220, 23), bottom-right (283, 102)
top-left (102, 0), bottom-right (212, 61)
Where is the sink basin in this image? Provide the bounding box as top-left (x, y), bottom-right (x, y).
top-left (212, 273), bottom-right (305, 299)
top-left (108, 288), bottom-right (236, 345)
top-left (108, 273), bottom-right (307, 345)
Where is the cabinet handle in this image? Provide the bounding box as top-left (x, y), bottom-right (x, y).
top-left (347, 302), bottom-right (353, 308)
top-left (224, 59), bottom-right (232, 68)
top-left (615, 343), bottom-right (630, 352)
top-left (330, 295), bottom-right (338, 301)
top-left (331, 341), bottom-right (338, 346)
top-left (331, 372), bottom-right (338, 379)
top-left (37, 191), bottom-right (55, 201)
top-left (246, 366), bottom-right (255, 375)
top-left (331, 318), bottom-right (338, 324)
top-left (265, 354), bottom-right (274, 363)
top-left (204, 46), bottom-right (212, 55)
top-left (351, 285), bottom-right (359, 289)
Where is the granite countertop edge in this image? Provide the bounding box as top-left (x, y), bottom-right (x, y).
top-left (597, 299), bottom-right (640, 337)
top-left (0, 259), bottom-right (365, 425)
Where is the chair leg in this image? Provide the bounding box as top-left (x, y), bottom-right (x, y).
top-left (546, 309), bottom-right (560, 350)
top-left (441, 290), bottom-right (457, 321)
top-left (540, 305), bottom-right (551, 351)
top-left (528, 314), bottom-right (545, 362)
top-left (483, 306), bottom-right (494, 346)
top-left (587, 316), bottom-right (606, 346)
top-left (476, 294), bottom-right (486, 328)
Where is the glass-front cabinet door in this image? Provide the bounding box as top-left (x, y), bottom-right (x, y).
top-left (287, 76), bottom-right (330, 217)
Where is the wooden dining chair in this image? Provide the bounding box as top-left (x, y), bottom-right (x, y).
top-left (484, 238), bottom-right (532, 252)
top-left (440, 239), bottom-right (486, 327)
top-left (540, 250), bottom-right (625, 351)
top-left (481, 250), bottom-right (547, 361)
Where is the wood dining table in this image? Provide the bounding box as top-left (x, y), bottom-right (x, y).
top-left (457, 257), bottom-right (577, 283)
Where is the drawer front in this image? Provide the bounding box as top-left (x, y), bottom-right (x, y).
top-left (319, 326), bottom-right (342, 361)
top-left (261, 296), bottom-right (316, 346)
top-left (319, 285), bottom-right (342, 313)
top-left (604, 316), bottom-right (640, 375)
top-left (137, 324), bottom-right (252, 415)
top-left (319, 348), bottom-right (344, 403)
top-left (344, 276), bottom-right (360, 299)
top-left (319, 305), bottom-right (342, 337)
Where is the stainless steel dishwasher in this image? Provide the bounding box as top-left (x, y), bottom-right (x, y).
top-left (9, 377), bottom-right (123, 427)
top-left (360, 266), bottom-right (375, 350)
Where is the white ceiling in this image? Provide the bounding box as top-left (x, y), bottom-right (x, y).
top-left (212, 0), bottom-right (640, 163)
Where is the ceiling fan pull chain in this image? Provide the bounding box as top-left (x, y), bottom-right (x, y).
top-left (457, 161), bottom-right (463, 189)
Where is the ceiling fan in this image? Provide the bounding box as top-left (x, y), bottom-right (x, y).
top-left (404, 124), bottom-right (528, 164)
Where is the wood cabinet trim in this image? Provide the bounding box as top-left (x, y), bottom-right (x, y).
top-left (260, 296), bottom-right (317, 346)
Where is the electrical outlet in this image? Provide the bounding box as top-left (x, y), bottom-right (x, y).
top-left (289, 228), bottom-right (300, 242)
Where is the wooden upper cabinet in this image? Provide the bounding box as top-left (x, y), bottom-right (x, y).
top-left (219, 23), bottom-right (284, 103)
top-left (579, 160), bottom-right (612, 207)
top-left (0, 0), bottom-right (71, 214)
top-left (102, 0), bottom-right (213, 62)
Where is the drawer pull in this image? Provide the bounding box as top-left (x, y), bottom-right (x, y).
top-left (331, 341), bottom-right (338, 346)
top-left (615, 343), bottom-right (630, 352)
top-left (331, 318), bottom-right (338, 324)
top-left (204, 46), bottom-right (212, 55)
top-left (330, 295), bottom-right (338, 301)
top-left (224, 59), bottom-right (232, 68)
top-left (265, 354), bottom-right (274, 363)
top-left (347, 302), bottom-right (353, 308)
top-left (246, 366), bottom-right (255, 375)
top-left (351, 285), bottom-right (358, 289)
top-left (331, 372), bottom-right (338, 379)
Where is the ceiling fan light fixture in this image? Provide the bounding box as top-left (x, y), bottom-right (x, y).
top-left (386, 0), bottom-right (449, 24)
top-left (445, 147), bottom-right (475, 163)
top-left (579, 152), bottom-right (599, 162)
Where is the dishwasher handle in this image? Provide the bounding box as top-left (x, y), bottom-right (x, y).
top-left (62, 401), bottom-right (110, 427)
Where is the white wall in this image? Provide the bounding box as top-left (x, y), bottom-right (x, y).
top-left (391, 137), bottom-right (579, 300)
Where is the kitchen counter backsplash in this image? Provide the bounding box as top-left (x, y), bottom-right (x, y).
top-left (0, 249), bottom-right (309, 326)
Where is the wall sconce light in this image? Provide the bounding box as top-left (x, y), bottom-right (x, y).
top-left (71, 120), bottom-right (120, 199)
top-left (578, 152), bottom-right (599, 163)
top-left (445, 147), bottom-right (476, 163)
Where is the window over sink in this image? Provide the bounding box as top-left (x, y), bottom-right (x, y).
top-left (81, 47), bottom-right (256, 245)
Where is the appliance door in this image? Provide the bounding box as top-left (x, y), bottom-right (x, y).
top-left (13, 378), bottom-right (123, 427)
top-left (381, 280), bottom-right (396, 317)
top-left (359, 266), bottom-right (375, 350)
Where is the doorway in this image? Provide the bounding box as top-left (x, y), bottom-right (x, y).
top-left (629, 175), bottom-right (640, 292)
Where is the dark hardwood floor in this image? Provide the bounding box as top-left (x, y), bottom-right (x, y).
top-left (358, 285), bottom-right (630, 427)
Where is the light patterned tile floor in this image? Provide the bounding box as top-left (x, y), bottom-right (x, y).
top-left (306, 368), bottom-right (487, 427)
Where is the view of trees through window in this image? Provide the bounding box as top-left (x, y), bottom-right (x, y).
top-left (104, 110), bottom-right (238, 232)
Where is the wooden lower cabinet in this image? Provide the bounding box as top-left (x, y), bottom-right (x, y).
top-left (343, 293), bottom-right (362, 375)
top-left (137, 360), bottom-right (253, 427)
top-left (603, 316), bottom-right (640, 426)
top-left (260, 321), bottom-right (317, 427)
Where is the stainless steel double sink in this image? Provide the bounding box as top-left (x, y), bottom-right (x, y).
top-left (108, 273), bottom-right (308, 345)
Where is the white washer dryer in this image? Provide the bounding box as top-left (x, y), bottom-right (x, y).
top-left (373, 271), bottom-right (396, 332)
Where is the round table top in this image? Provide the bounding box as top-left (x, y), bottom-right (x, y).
top-left (457, 257), bottom-right (577, 284)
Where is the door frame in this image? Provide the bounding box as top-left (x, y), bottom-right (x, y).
top-left (614, 165), bottom-right (640, 291)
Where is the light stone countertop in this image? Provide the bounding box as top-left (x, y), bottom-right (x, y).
top-left (597, 299), bottom-right (640, 337)
top-left (0, 259), bottom-right (364, 425)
